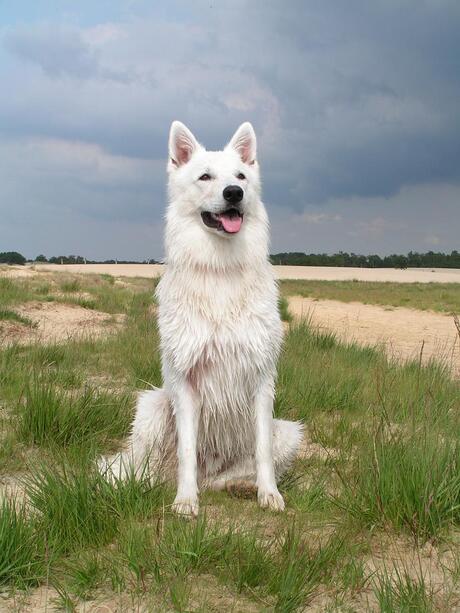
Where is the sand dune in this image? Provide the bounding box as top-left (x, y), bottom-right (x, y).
top-left (24, 263), bottom-right (460, 283)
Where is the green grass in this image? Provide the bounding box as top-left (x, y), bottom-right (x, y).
top-left (60, 279), bottom-right (81, 293)
top-left (284, 474), bottom-right (330, 513)
top-left (277, 321), bottom-right (459, 437)
top-left (0, 272), bottom-right (459, 609)
top-left (278, 295), bottom-right (292, 322)
top-left (269, 526), bottom-right (344, 612)
top-left (16, 380), bottom-right (134, 451)
top-left (280, 279), bottom-right (460, 313)
top-left (338, 431), bottom-right (460, 539)
top-left (0, 272), bottom-right (157, 315)
top-left (0, 277), bottom-right (25, 306)
top-left (373, 566), bottom-right (434, 612)
top-left (60, 515), bottom-right (345, 611)
top-left (25, 461), bottom-right (167, 554)
top-left (0, 309), bottom-right (36, 327)
top-left (61, 550), bottom-right (109, 600)
top-left (0, 499), bottom-right (44, 587)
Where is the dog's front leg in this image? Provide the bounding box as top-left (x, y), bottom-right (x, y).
top-left (171, 378), bottom-right (200, 517)
top-left (255, 380), bottom-right (285, 511)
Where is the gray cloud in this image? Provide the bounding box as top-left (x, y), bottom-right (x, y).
top-left (4, 24), bottom-right (99, 79)
top-left (0, 1), bottom-right (459, 259)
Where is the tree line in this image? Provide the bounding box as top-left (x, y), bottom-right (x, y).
top-left (1, 250), bottom-right (460, 268)
top-left (0, 253), bottom-right (158, 265)
top-left (270, 251), bottom-right (460, 269)
top-left (42, 255), bottom-right (159, 265)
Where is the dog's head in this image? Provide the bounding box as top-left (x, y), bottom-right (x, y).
top-left (167, 121), bottom-right (262, 239)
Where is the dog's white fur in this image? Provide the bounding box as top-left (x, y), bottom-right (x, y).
top-left (100, 121), bottom-right (303, 515)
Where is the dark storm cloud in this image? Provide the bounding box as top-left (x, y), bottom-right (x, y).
top-left (0, 0), bottom-right (459, 258)
top-left (239, 0), bottom-right (460, 205)
top-left (4, 24), bottom-right (99, 78)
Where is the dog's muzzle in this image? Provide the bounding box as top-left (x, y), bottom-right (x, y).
top-left (201, 207), bottom-right (243, 234)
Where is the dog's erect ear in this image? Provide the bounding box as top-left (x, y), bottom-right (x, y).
top-left (169, 121), bottom-right (200, 167)
top-left (226, 122), bottom-right (257, 165)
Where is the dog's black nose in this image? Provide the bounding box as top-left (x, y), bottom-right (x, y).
top-left (223, 185), bottom-right (244, 204)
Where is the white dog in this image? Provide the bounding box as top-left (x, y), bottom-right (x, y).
top-left (101, 121), bottom-right (302, 516)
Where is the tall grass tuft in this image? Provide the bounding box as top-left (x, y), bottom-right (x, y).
top-left (160, 514), bottom-right (223, 577)
top-left (62, 550), bottom-right (108, 600)
top-left (117, 523), bottom-right (161, 590)
top-left (16, 380), bottom-right (133, 450)
top-left (223, 529), bottom-right (273, 593)
top-left (0, 499), bottom-right (44, 587)
top-left (270, 526), bottom-right (344, 612)
top-left (25, 461), bottom-right (166, 553)
top-left (60, 279), bottom-right (81, 293)
top-left (338, 430), bottom-right (460, 539)
top-left (278, 296), bottom-right (292, 322)
top-left (277, 320), bottom-right (370, 419)
top-left (373, 566), bottom-right (433, 612)
top-left (0, 277), bottom-right (25, 307)
top-left (115, 306), bottom-right (162, 387)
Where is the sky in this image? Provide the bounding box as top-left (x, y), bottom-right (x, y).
top-left (0, 0), bottom-right (459, 260)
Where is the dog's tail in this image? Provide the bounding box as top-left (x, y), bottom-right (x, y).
top-left (99, 388), bottom-right (175, 481)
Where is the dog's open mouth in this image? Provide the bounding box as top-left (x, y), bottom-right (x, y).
top-left (201, 208), bottom-right (243, 234)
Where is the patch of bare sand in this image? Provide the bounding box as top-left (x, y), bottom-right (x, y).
top-left (276, 265), bottom-right (460, 283)
top-left (27, 263), bottom-right (460, 283)
top-left (305, 534), bottom-right (460, 612)
top-left (0, 302), bottom-right (124, 346)
top-left (361, 534), bottom-right (459, 611)
top-left (288, 296), bottom-right (460, 377)
top-left (32, 263), bottom-right (165, 279)
top-left (0, 575), bottom-right (263, 612)
top-left (0, 588), bottom-right (149, 613)
top-left (0, 475), bottom-right (25, 506)
top-left (366, 535), bottom-right (454, 591)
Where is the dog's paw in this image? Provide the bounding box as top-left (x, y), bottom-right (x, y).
top-left (172, 497), bottom-right (199, 518)
top-left (258, 488), bottom-right (285, 512)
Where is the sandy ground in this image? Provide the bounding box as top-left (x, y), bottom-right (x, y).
top-left (0, 302), bottom-right (124, 346)
top-left (288, 295), bottom-right (460, 377)
top-left (275, 265), bottom-right (460, 283)
top-left (17, 263), bottom-right (460, 283)
top-left (0, 578), bottom-right (263, 613)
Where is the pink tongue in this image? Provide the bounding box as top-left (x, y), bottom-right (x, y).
top-left (218, 213), bottom-right (242, 233)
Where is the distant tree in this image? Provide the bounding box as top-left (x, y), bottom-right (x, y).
top-left (35, 254), bottom-right (48, 262)
top-left (367, 254), bottom-right (383, 268)
top-left (0, 251), bottom-right (26, 265)
top-left (48, 255), bottom-right (86, 264)
top-left (270, 251), bottom-right (459, 268)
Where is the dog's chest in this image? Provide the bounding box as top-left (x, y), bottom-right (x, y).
top-left (158, 267), bottom-right (282, 391)
top-left (187, 318), bottom-right (271, 391)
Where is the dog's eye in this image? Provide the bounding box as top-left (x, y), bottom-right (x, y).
top-left (199, 173), bottom-right (211, 181)
top-left (236, 172), bottom-right (246, 180)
